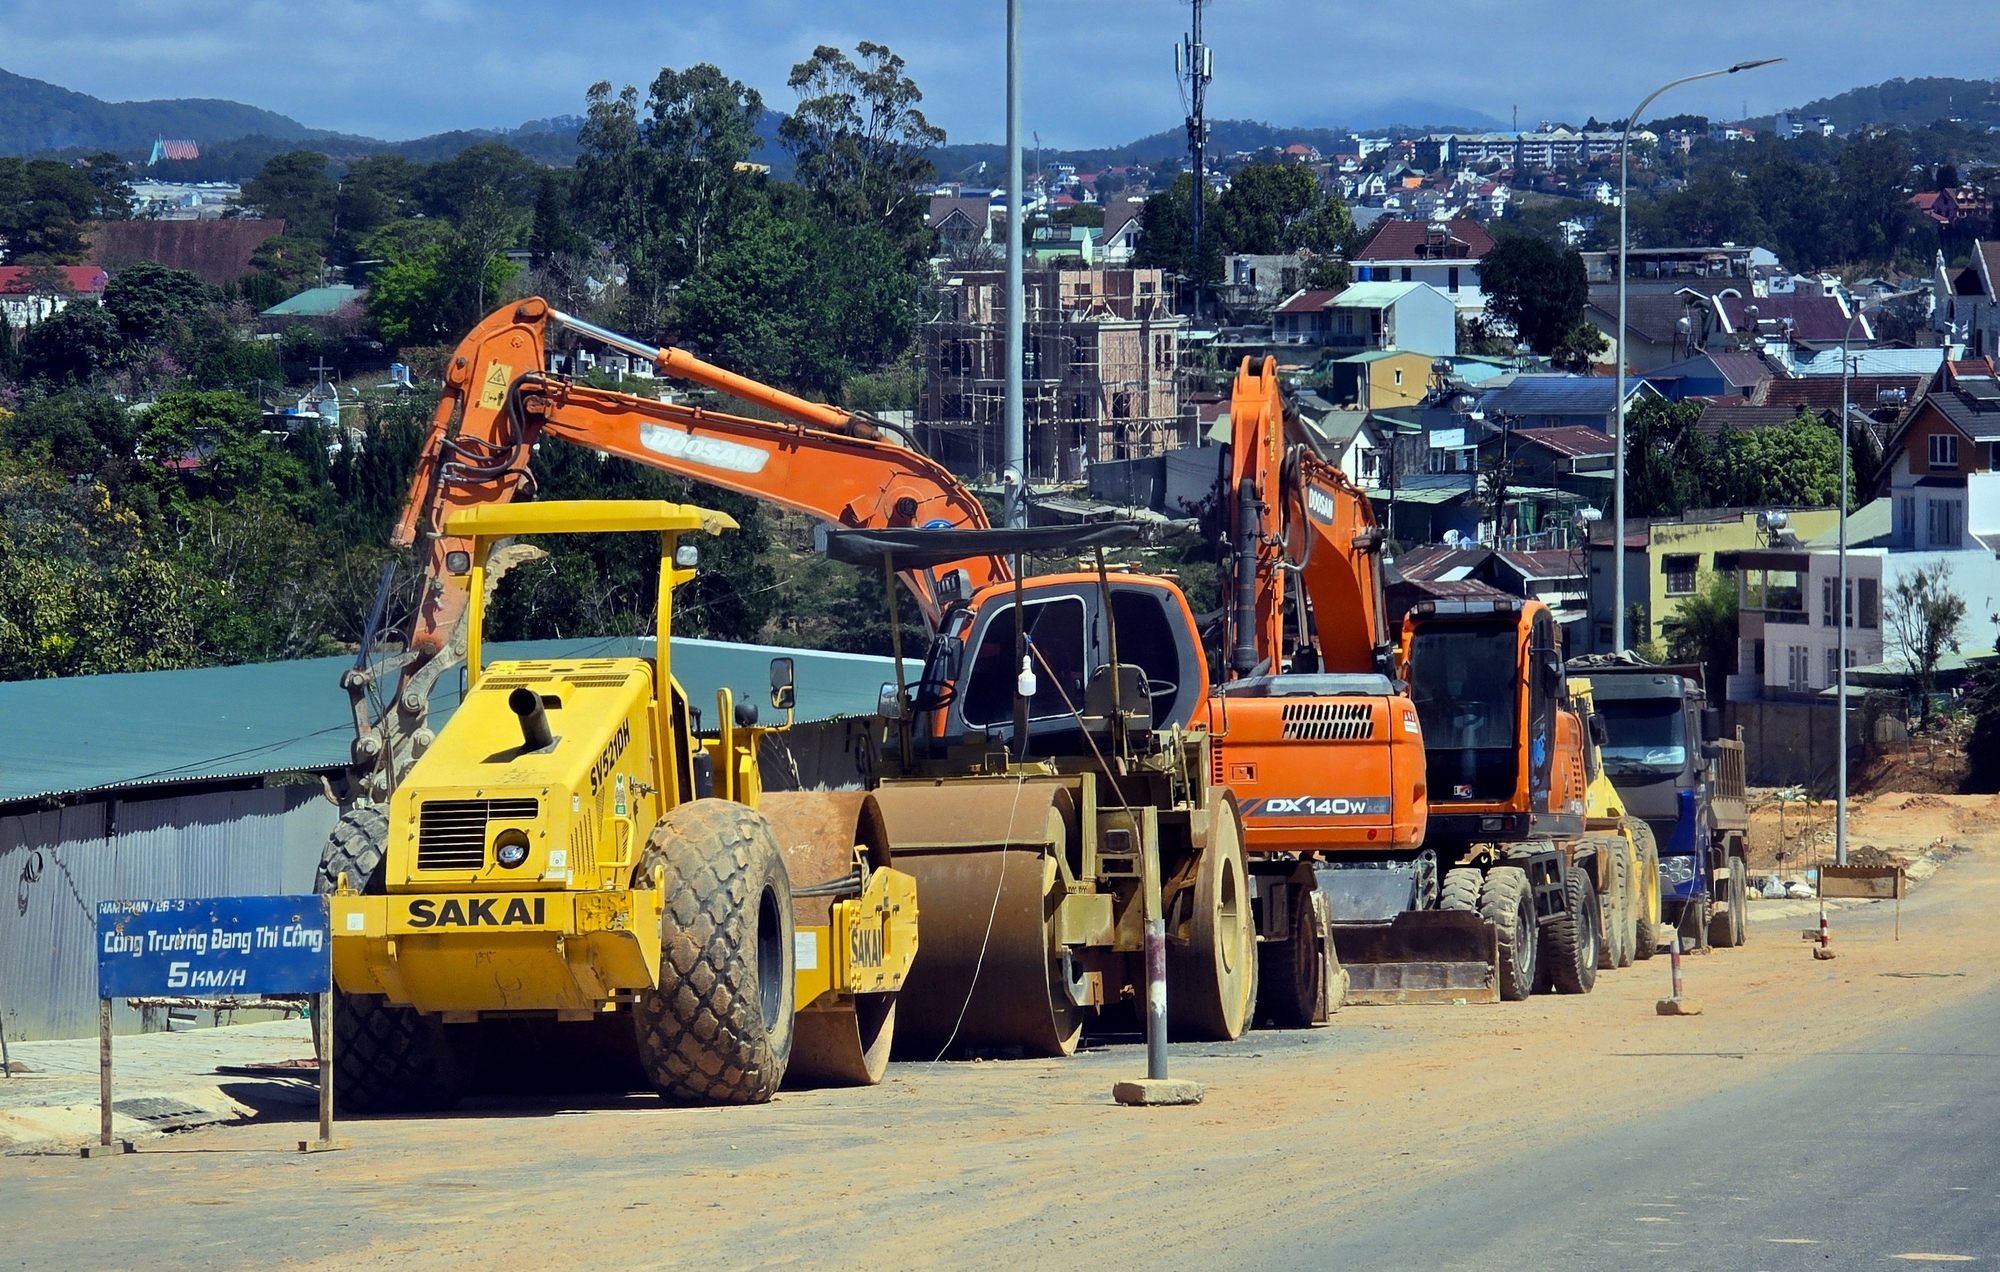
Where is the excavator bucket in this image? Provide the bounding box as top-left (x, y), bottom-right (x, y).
top-left (869, 780), bottom-right (1084, 1060)
top-left (761, 791), bottom-right (907, 1086)
top-left (1325, 912), bottom-right (1500, 1005)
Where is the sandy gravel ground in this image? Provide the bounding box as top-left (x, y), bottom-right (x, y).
top-left (2, 793), bottom-right (1992, 1272)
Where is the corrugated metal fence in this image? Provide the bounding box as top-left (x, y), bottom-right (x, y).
top-left (0, 785), bottom-right (336, 1043)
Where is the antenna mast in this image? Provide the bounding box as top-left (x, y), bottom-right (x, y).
top-left (1178, 1), bottom-right (1212, 321)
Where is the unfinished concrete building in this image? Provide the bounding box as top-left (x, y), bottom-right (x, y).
top-left (920, 268), bottom-right (1188, 482)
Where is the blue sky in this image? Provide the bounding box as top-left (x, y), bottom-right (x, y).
top-left (2, 0), bottom-right (1997, 146)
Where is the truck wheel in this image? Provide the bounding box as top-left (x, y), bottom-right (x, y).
top-left (1542, 863), bottom-right (1600, 995)
top-left (1438, 866), bottom-right (1483, 912)
top-left (314, 806), bottom-right (466, 1115)
top-left (633, 800), bottom-right (795, 1104)
top-left (1710, 855), bottom-right (1748, 948)
top-left (1626, 821), bottom-right (1662, 961)
top-left (1478, 867), bottom-right (1537, 1002)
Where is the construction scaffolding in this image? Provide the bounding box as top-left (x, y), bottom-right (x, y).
top-left (919, 267), bottom-right (1192, 483)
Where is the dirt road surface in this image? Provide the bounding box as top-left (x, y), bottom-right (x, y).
top-left (3, 794), bottom-right (1994, 1271)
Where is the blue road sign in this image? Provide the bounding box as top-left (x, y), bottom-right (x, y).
top-left (97, 896), bottom-right (331, 998)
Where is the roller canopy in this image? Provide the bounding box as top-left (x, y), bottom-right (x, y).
top-left (821, 521), bottom-right (1150, 568)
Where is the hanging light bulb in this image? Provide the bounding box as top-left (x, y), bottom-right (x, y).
top-left (1017, 655), bottom-right (1038, 699)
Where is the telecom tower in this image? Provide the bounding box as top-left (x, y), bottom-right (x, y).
top-left (1177, 1), bottom-right (1212, 321)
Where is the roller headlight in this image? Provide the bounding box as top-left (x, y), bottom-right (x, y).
top-left (493, 829), bottom-right (531, 869)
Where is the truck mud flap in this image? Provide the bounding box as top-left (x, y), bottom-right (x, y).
top-left (1328, 911), bottom-right (1499, 1005)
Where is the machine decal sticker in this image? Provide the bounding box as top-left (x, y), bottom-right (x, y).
top-left (406, 897), bottom-right (548, 928)
top-left (1305, 484), bottom-right (1337, 525)
top-left (639, 423), bottom-right (771, 474)
top-left (590, 720), bottom-right (631, 796)
top-left (477, 362), bottom-right (514, 410)
top-left (1240, 796), bottom-right (1391, 818)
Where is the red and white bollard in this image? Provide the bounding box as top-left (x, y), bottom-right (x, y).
top-left (1657, 933), bottom-right (1703, 1015)
top-left (1814, 903), bottom-right (1836, 960)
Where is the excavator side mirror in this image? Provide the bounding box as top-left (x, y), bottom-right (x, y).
top-left (1702, 707), bottom-right (1723, 743)
top-left (1589, 712), bottom-right (1609, 748)
top-left (877, 682), bottom-right (904, 721)
top-left (769, 657), bottom-right (795, 711)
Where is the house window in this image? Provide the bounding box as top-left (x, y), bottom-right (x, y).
top-left (1821, 576), bottom-right (1836, 627)
top-left (1927, 497), bottom-right (1962, 548)
top-left (1448, 266), bottom-right (1460, 293)
top-left (1929, 433), bottom-right (1959, 469)
top-left (1664, 554), bottom-right (1698, 596)
top-left (1825, 647), bottom-right (1839, 689)
top-left (1787, 644), bottom-right (1810, 691)
top-left (1393, 368), bottom-right (1404, 386)
top-left (1859, 577), bottom-right (1879, 629)
top-left (1400, 267), bottom-right (1413, 282)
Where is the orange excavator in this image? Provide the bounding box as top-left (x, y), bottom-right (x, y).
top-left (1208, 357), bottom-right (1607, 1003)
top-left (342, 299), bottom-right (1320, 1067)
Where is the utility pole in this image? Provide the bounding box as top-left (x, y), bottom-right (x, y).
top-left (1004, 0), bottom-right (1026, 527)
top-left (1178, 2), bottom-right (1212, 322)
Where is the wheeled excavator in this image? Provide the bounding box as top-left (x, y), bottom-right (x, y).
top-left (334, 299), bottom-right (1315, 1077)
top-left (1210, 357), bottom-right (1618, 1003)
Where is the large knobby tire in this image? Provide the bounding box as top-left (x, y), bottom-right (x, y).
top-left (1543, 862), bottom-right (1601, 995)
top-left (314, 806), bottom-right (467, 1116)
top-left (1168, 803), bottom-right (1257, 1041)
top-left (1439, 866), bottom-right (1483, 913)
top-left (632, 800), bottom-right (795, 1105)
top-left (1628, 821), bottom-right (1662, 961)
top-left (1597, 843), bottom-right (1630, 971)
top-left (1615, 844), bottom-right (1637, 968)
top-left (1478, 867), bottom-right (1537, 1002)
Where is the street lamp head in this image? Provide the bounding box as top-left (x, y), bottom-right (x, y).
top-left (1727, 58), bottom-right (1785, 73)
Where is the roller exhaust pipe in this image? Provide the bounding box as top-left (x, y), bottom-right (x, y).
top-left (509, 687), bottom-right (553, 751)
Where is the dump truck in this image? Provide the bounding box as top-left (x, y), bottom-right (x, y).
top-left (322, 500), bottom-right (918, 1111)
top-left (336, 298), bottom-right (1315, 1064)
top-left (1566, 657), bottom-right (1750, 949)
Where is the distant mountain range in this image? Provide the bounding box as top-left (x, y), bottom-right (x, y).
top-left (4, 63), bottom-right (1996, 182)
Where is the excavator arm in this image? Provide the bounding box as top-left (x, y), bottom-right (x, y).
top-left (343, 297), bottom-right (1006, 803)
top-left (1221, 355), bottom-right (1395, 680)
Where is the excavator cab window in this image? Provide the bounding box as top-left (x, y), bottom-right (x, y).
top-left (1109, 588), bottom-right (1190, 726)
top-left (961, 596), bottom-right (1089, 727)
top-left (1408, 620), bottom-right (1520, 803)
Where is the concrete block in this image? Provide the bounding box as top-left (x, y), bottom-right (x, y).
top-left (1113, 1078), bottom-right (1205, 1106)
top-left (1655, 997), bottom-right (1704, 1016)
top-left (1813, 946), bottom-right (1837, 960)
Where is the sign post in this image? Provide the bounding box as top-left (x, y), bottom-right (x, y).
top-left (94, 896), bottom-right (340, 1157)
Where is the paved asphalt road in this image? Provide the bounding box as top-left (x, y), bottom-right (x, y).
top-left (1261, 983), bottom-right (1999, 1268)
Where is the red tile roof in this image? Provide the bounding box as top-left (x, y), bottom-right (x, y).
top-left (1277, 288), bottom-right (1341, 314)
top-left (1716, 293), bottom-right (1862, 343)
top-left (1355, 217), bottom-right (1496, 262)
top-left (0, 265), bottom-right (107, 295)
top-left (1511, 425), bottom-right (1615, 458)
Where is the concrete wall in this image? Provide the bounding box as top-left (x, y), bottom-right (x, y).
top-left (0, 785), bottom-right (336, 1043)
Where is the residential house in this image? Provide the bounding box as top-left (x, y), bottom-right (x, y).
top-left (1581, 506), bottom-right (1842, 655)
top-left (1490, 425), bottom-right (1617, 503)
top-left (1641, 350), bottom-right (1777, 401)
top-left (1581, 245), bottom-right (1757, 290)
top-left (1322, 349), bottom-right (1435, 412)
top-left (1474, 374), bottom-right (1663, 432)
top-left (1582, 286), bottom-right (1728, 372)
top-left (1735, 545), bottom-right (1884, 698)
top-left (1388, 545), bottom-right (1590, 638)
top-left (1274, 282), bottom-right (1456, 358)
top-left (1710, 293), bottom-right (1869, 353)
top-left (1221, 253), bottom-right (1303, 316)
top-left (1291, 401), bottom-right (1386, 487)
top-left (1029, 224), bottom-right (1097, 265)
top-left (1100, 202), bottom-right (1145, 264)
top-left (0, 265), bottom-right (108, 329)
top-left (1351, 218), bottom-right (1494, 315)
top-left (926, 195), bottom-right (997, 254)
top-left (1934, 242), bottom-right (2000, 361)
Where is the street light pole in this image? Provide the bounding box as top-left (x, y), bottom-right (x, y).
top-left (1003, 0), bottom-right (1026, 527)
top-left (1614, 58), bottom-right (1783, 653)
top-left (1836, 307), bottom-right (1864, 868)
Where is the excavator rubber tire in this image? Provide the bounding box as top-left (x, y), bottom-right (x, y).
top-left (1627, 821), bottom-right (1662, 961)
top-left (1438, 867), bottom-right (1484, 913)
top-left (1257, 905), bottom-right (1323, 1029)
top-left (633, 800), bottom-right (795, 1105)
top-left (1542, 863), bottom-right (1601, 995)
top-left (314, 806), bottom-right (467, 1115)
top-left (1478, 867), bottom-right (1538, 1002)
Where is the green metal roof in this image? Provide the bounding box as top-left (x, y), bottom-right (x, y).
top-left (261, 285), bottom-right (363, 317)
top-left (0, 637), bottom-right (903, 805)
top-left (1329, 281), bottom-right (1429, 308)
top-left (1333, 349), bottom-right (1429, 365)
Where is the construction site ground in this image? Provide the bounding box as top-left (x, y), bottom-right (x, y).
top-left (2, 791), bottom-right (1994, 1270)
